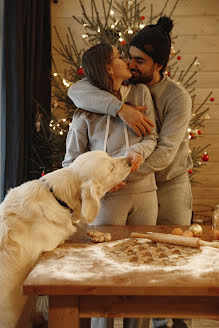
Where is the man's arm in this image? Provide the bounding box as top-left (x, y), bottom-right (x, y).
top-left (68, 79), bottom-right (153, 136)
top-left (143, 92), bottom-right (192, 174)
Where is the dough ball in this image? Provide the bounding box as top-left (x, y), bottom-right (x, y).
top-left (183, 230), bottom-right (193, 237)
top-left (212, 229), bottom-right (219, 241)
top-left (171, 227), bottom-right (183, 236)
top-left (104, 233), bottom-right (112, 242)
top-left (189, 223), bottom-right (203, 238)
top-left (87, 230), bottom-right (104, 237)
top-left (91, 235), bottom-right (105, 243)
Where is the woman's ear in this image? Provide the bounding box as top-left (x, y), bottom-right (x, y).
top-left (106, 64), bottom-right (113, 77)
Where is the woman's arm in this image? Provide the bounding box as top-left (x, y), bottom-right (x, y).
top-left (125, 86), bottom-right (158, 171)
top-left (128, 86), bottom-right (158, 159)
top-left (62, 109), bottom-right (88, 167)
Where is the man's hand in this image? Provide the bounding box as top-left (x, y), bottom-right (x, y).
top-left (117, 103), bottom-right (154, 137)
top-left (127, 150), bottom-right (143, 173)
top-left (108, 181), bottom-right (126, 193)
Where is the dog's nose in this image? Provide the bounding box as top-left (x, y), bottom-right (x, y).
top-left (126, 157), bottom-right (132, 166)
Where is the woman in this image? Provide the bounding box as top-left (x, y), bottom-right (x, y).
top-left (63, 43), bottom-right (158, 226)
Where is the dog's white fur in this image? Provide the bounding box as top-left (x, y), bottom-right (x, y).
top-left (0, 150), bottom-right (130, 328)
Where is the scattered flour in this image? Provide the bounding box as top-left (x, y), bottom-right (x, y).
top-left (28, 238), bottom-right (219, 284)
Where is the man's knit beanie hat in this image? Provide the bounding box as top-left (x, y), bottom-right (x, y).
top-left (130, 16), bottom-right (174, 69)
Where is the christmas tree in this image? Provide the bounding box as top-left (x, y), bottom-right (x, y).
top-left (32, 0), bottom-right (213, 184)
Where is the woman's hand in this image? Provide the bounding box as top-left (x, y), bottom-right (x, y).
top-left (127, 150), bottom-right (143, 173)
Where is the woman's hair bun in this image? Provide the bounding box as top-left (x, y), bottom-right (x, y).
top-left (156, 16), bottom-right (173, 34)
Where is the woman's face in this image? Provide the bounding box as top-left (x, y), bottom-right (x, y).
top-left (108, 46), bottom-right (132, 86)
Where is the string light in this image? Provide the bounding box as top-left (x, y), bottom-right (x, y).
top-left (110, 10), bottom-right (114, 15)
top-left (97, 27), bottom-right (100, 33)
top-left (49, 118), bottom-right (69, 135)
top-left (119, 37), bottom-right (124, 42)
top-left (128, 29), bottom-right (133, 34)
top-left (194, 59), bottom-right (200, 67)
top-left (170, 46), bottom-right (176, 55)
top-left (111, 24), bottom-right (115, 29)
top-left (139, 24), bottom-right (145, 29)
top-left (53, 72), bottom-right (58, 76)
top-left (63, 78), bottom-right (70, 87)
top-left (82, 34), bottom-right (88, 38)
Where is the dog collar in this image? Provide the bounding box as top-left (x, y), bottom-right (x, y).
top-left (41, 179), bottom-right (74, 213)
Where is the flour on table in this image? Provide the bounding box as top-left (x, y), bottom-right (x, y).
top-left (29, 238), bottom-right (219, 282)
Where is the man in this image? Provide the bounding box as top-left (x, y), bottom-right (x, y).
top-left (68, 16), bottom-right (192, 328)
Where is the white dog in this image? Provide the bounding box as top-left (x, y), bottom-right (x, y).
top-left (0, 150), bottom-right (130, 328)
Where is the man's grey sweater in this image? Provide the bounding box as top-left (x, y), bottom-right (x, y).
top-left (63, 84), bottom-right (158, 194)
top-left (68, 75), bottom-right (193, 183)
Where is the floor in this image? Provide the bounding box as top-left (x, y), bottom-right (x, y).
top-left (114, 318), bottom-right (219, 328)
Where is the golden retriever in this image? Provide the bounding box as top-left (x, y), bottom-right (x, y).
top-left (0, 150), bottom-right (130, 328)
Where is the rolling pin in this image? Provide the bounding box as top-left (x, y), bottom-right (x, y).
top-left (130, 232), bottom-right (219, 249)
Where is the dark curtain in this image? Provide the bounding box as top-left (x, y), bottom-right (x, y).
top-left (3, 0), bottom-right (51, 196)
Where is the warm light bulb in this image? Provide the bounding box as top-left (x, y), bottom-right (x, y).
top-left (63, 78), bottom-right (70, 87)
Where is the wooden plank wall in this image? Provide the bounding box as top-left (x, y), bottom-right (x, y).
top-left (51, 0), bottom-right (219, 220)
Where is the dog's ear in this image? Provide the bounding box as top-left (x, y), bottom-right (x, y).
top-left (80, 180), bottom-right (102, 224)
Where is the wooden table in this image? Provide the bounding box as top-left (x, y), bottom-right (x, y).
top-left (23, 225), bottom-right (219, 328)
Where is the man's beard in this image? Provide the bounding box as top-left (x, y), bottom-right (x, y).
top-left (128, 69), bottom-right (154, 85)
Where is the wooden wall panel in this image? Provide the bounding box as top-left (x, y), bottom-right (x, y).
top-left (51, 0), bottom-right (219, 219)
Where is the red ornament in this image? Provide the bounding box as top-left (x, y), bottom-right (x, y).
top-left (41, 171), bottom-right (46, 176)
top-left (177, 56), bottom-right (181, 60)
top-left (140, 16), bottom-right (145, 21)
top-left (189, 132), bottom-right (195, 139)
top-left (121, 40), bottom-right (126, 46)
top-left (188, 169), bottom-right (193, 174)
top-left (201, 153), bottom-right (209, 162)
top-left (210, 97), bottom-right (215, 102)
top-left (198, 130), bottom-right (202, 135)
top-left (77, 67), bottom-right (84, 76)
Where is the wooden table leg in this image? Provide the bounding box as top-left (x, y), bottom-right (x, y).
top-left (49, 295), bottom-right (79, 328)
